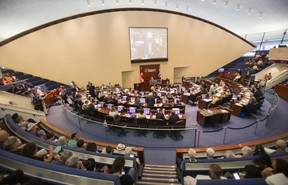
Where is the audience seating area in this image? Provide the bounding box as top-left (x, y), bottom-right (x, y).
top-left (0, 68), bottom-right (70, 92)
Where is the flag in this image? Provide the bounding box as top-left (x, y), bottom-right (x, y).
top-left (158, 66), bottom-right (161, 79)
top-left (140, 67), bottom-right (144, 82)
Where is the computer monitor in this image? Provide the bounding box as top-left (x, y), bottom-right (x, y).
top-left (143, 108), bottom-right (150, 115)
top-left (162, 99), bottom-right (166, 103)
top-left (130, 97), bottom-right (135, 103)
top-left (172, 108), bottom-right (180, 115)
top-left (140, 92), bottom-right (144, 96)
top-left (117, 106), bottom-right (124, 113)
top-left (218, 68), bottom-right (225, 72)
top-left (98, 102), bottom-right (104, 108)
top-left (116, 93), bottom-right (121, 97)
top-left (140, 98), bottom-right (146, 104)
top-left (134, 90), bottom-right (138, 94)
top-left (107, 104), bottom-right (113, 110)
top-left (122, 96), bottom-right (127, 101)
top-left (157, 92), bottom-right (162, 97)
top-left (174, 98), bottom-right (178, 104)
top-left (202, 94), bottom-right (206, 99)
top-left (129, 107), bottom-right (136, 115)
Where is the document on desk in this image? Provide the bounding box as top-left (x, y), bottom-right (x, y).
top-left (178, 114), bottom-right (183, 119)
top-left (203, 99), bottom-right (212, 102)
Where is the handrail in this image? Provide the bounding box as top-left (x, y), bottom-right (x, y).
top-left (227, 120), bottom-right (258, 130)
top-left (62, 104), bottom-right (198, 132)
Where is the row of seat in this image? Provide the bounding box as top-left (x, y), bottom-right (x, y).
top-left (3, 114), bottom-right (139, 181)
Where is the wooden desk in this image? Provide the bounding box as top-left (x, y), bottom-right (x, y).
top-left (275, 84), bottom-right (288, 101)
top-left (197, 109), bottom-right (231, 127)
top-left (198, 99), bottom-right (211, 109)
top-left (230, 103), bottom-right (243, 116)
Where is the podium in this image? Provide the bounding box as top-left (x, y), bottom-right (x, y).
top-left (134, 81), bottom-right (150, 91)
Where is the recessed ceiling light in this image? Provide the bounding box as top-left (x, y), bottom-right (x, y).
top-left (213, 0), bottom-right (216, 5)
top-left (236, 4), bottom-right (240, 11)
top-left (225, 1), bottom-right (229, 8)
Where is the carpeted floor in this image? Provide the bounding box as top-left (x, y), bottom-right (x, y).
top-left (46, 91), bottom-right (288, 165)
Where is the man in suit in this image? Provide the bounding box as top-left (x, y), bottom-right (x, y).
top-left (156, 108), bottom-right (166, 121)
top-left (146, 93), bottom-right (155, 108)
top-left (169, 111), bottom-right (179, 125)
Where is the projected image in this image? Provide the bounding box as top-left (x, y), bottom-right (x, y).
top-left (129, 27), bottom-right (168, 62)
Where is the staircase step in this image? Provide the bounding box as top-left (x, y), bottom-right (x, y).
top-left (142, 169), bottom-right (177, 174)
top-left (144, 167), bottom-right (176, 171)
top-left (142, 173), bottom-right (177, 178)
top-left (141, 177), bottom-right (178, 182)
top-left (145, 164), bottom-right (176, 168)
top-left (137, 181), bottom-right (181, 185)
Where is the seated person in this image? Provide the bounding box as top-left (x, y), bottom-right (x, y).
top-left (7, 84), bottom-right (21, 94)
top-left (206, 147), bottom-right (215, 159)
top-left (275, 139), bottom-right (288, 152)
top-left (261, 158), bottom-right (288, 185)
top-left (109, 107), bottom-right (121, 122)
top-left (168, 111), bottom-right (179, 125)
top-left (155, 109), bottom-right (166, 120)
top-left (185, 148), bottom-right (197, 162)
top-left (233, 72), bottom-right (241, 82)
top-left (196, 164), bottom-right (227, 179)
top-left (136, 109), bottom-right (146, 118)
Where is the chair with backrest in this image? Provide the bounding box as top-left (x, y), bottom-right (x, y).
top-left (168, 120), bottom-right (185, 141)
top-left (151, 119), bottom-right (168, 139)
top-left (135, 118), bottom-right (148, 137)
top-left (105, 115), bottom-right (117, 133)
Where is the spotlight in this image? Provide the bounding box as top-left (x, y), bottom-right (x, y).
top-left (101, 0), bottom-right (104, 5)
top-left (236, 4), bottom-right (240, 11)
top-left (129, 0), bottom-right (132, 5)
top-left (213, 0), bottom-right (216, 5)
top-left (141, 0), bottom-right (144, 5)
top-left (87, 0), bottom-right (91, 6)
top-left (248, 8), bottom-right (252, 15)
top-left (259, 12), bottom-right (263, 18)
top-left (225, 1), bottom-right (229, 8)
top-left (116, 0), bottom-right (119, 5)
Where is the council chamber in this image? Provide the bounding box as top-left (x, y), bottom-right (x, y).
top-left (0, 3), bottom-right (288, 185)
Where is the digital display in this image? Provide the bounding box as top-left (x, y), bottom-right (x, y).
top-left (130, 97), bottom-right (135, 103)
top-left (144, 108), bottom-right (150, 115)
top-left (117, 106), bottom-right (124, 113)
top-left (122, 96), bottom-right (127, 101)
top-left (172, 108), bottom-right (180, 115)
top-left (107, 104), bottom-right (113, 110)
top-left (129, 107), bottom-right (136, 115)
top-left (129, 27), bottom-right (168, 63)
top-left (140, 98), bottom-right (146, 104)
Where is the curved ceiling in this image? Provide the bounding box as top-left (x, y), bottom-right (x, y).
top-left (0, 0), bottom-right (287, 41)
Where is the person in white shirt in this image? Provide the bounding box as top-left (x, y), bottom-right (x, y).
top-left (262, 158), bottom-right (288, 185)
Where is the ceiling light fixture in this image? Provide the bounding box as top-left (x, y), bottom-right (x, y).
top-left (141, 0), bottom-right (144, 5)
top-left (236, 4), bottom-right (240, 11)
top-left (129, 0), bottom-right (132, 5)
top-left (225, 1), bottom-right (229, 8)
top-left (259, 12), bottom-right (263, 18)
top-left (154, 0), bottom-right (157, 6)
top-left (176, 3), bottom-right (179, 9)
top-left (87, 0), bottom-right (91, 6)
top-left (213, 0), bottom-right (216, 5)
top-left (116, 0), bottom-right (119, 5)
top-left (101, 0), bottom-right (104, 5)
top-left (165, 1), bottom-right (168, 7)
top-left (201, 0), bottom-right (205, 2)
top-left (248, 8), bottom-right (252, 15)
